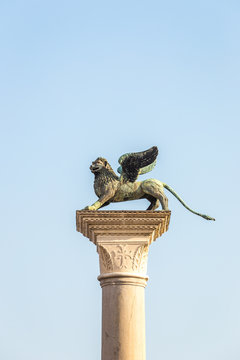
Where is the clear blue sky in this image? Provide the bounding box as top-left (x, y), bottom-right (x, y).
top-left (0, 1), bottom-right (239, 359)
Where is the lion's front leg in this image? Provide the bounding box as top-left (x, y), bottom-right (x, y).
top-left (84, 191), bottom-right (114, 211)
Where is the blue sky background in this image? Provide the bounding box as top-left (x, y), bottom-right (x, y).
top-left (0, 1), bottom-right (239, 359)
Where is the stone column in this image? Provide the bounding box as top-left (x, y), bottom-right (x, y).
top-left (76, 210), bottom-right (171, 360)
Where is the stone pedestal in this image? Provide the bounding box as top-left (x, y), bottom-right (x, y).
top-left (76, 210), bottom-right (171, 360)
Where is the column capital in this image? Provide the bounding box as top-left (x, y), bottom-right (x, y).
top-left (76, 210), bottom-right (171, 280)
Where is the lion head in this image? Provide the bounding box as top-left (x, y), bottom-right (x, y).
top-left (90, 157), bottom-right (114, 173)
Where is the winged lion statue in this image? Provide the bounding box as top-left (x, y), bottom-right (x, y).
top-left (84, 146), bottom-right (215, 221)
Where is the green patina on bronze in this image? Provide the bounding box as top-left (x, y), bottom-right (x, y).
top-left (83, 146), bottom-right (215, 221)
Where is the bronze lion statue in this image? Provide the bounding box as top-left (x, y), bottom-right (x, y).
top-left (84, 146), bottom-right (215, 221)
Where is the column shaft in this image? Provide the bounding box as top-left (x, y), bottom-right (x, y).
top-left (100, 275), bottom-right (147, 360)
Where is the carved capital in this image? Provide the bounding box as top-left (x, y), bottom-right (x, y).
top-left (76, 210), bottom-right (171, 280)
top-left (97, 241), bottom-right (149, 275)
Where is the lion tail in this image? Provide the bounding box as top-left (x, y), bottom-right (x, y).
top-left (163, 183), bottom-right (215, 221)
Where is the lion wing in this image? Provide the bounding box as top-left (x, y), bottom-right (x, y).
top-left (117, 146), bottom-right (158, 182)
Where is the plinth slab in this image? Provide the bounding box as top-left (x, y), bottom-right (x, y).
top-left (76, 210), bottom-right (171, 244)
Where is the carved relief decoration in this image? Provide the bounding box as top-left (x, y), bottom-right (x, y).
top-left (99, 246), bottom-right (113, 271)
top-left (133, 245), bottom-right (149, 273)
top-left (111, 245), bottom-right (133, 270)
top-left (98, 244), bottom-right (149, 274)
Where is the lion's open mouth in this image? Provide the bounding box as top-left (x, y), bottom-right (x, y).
top-left (90, 165), bottom-right (101, 172)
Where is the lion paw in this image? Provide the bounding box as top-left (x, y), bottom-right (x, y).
top-left (83, 205), bottom-right (96, 211)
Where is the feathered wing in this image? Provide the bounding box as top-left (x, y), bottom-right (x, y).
top-left (117, 146), bottom-right (159, 182)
